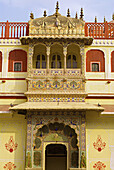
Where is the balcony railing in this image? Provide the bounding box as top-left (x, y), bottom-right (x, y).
top-left (0, 21), bottom-right (114, 39)
top-left (85, 22), bottom-right (114, 39)
top-left (0, 21), bottom-right (29, 39)
top-left (32, 69), bottom-right (81, 77)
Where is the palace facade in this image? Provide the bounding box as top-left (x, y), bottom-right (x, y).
top-left (0, 2), bottom-right (114, 170)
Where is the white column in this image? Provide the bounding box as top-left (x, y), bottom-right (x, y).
top-left (46, 46), bottom-right (50, 73)
top-left (63, 46), bottom-right (67, 73)
top-left (108, 48), bottom-right (111, 79)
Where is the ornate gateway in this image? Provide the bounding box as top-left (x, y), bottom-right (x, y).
top-left (10, 2), bottom-right (103, 170)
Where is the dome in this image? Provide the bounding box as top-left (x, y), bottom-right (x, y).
top-left (29, 4), bottom-right (85, 37)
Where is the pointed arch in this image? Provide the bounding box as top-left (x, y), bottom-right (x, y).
top-left (50, 43), bottom-right (63, 68)
top-left (67, 44), bottom-right (81, 68)
top-left (33, 44), bottom-right (47, 69)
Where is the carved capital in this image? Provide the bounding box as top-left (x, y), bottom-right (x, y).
top-left (63, 46), bottom-right (67, 56)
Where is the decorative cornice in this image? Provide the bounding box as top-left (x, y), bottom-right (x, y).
top-left (92, 39), bottom-right (114, 46)
top-left (20, 36), bottom-right (93, 46)
top-left (0, 39), bottom-right (21, 45)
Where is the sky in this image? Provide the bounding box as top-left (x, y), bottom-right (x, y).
top-left (0, 0), bottom-right (114, 22)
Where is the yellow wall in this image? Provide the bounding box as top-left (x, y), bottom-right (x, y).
top-left (0, 114), bottom-right (27, 170)
top-left (86, 111), bottom-right (114, 170)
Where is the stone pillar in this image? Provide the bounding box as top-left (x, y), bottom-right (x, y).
top-left (25, 113), bottom-right (32, 169)
top-left (63, 46), bottom-right (67, 73)
top-left (80, 44), bottom-right (85, 76)
top-left (28, 43), bottom-right (34, 77)
top-left (46, 46), bottom-right (50, 74)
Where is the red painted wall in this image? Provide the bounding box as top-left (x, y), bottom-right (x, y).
top-left (86, 50), bottom-right (105, 72)
top-left (8, 49), bottom-right (27, 72)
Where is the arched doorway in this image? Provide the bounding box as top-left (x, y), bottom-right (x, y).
top-left (45, 144), bottom-right (67, 170)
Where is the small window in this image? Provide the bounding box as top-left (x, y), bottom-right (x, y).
top-left (92, 63), bottom-right (99, 72)
top-left (67, 55), bottom-right (77, 68)
top-left (14, 62), bottom-right (22, 71)
top-left (36, 61), bottom-right (40, 69)
top-left (51, 55), bottom-right (62, 68)
top-left (36, 54), bottom-right (46, 69)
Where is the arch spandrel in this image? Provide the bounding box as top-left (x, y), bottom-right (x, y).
top-left (44, 133), bottom-right (68, 142)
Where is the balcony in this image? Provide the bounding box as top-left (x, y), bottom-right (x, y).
top-left (31, 69), bottom-right (81, 77)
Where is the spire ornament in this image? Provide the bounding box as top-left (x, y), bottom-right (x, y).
top-left (30, 12), bottom-right (34, 19)
top-left (80, 8), bottom-right (84, 20)
top-left (75, 12), bottom-right (78, 19)
top-left (55, 1), bottom-right (59, 17)
top-left (104, 16), bottom-right (106, 23)
top-left (67, 8), bottom-right (70, 17)
top-left (43, 10), bottom-right (47, 17)
top-left (95, 16), bottom-right (97, 23)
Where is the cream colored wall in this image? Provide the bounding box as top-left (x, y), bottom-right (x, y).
top-left (0, 42), bottom-right (28, 104)
top-left (86, 111), bottom-right (114, 170)
top-left (0, 114), bottom-right (27, 170)
top-left (86, 81), bottom-right (114, 94)
top-left (85, 40), bottom-right (114, 96)
top-left (0, 80), bottom-right (27, 93)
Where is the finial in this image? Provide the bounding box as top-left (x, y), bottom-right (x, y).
top-left (56, 1), bottom-right (59, 11)
top-left (67, 8), bottom-right (70, 17)
top-left (104, 16), bottom-right (106, 23)
top-left (55, 1), bottom-right (59, 17)
top-left (43, 10), bottom-right (47, 17)
top-left (95, 16), bottom-right (97, 23)
top-left (112, 13), bottom-right (114, 20)
top-left (30, 12), bottom-right (34, 19)
top-left (75, 12), bottom-right (78, 19)
top-left (80, 8), bottom-right (84, 20)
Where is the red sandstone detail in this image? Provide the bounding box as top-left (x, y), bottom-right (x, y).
top-left (93, 161), bottom-right (106, 169)
top-left (4, 162), bottom-right (16, 170)
top-left (93, 135), bottom-right (106, 152)
top-left (5, 136), bottom-right (18, 153)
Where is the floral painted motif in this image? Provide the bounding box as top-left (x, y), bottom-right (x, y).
top-left (5, 136), bottom-right (18, 153)
top-left (4, 162), bottom-right (16, 170)
top-left (93, 161), bottom-right (106, 169)
top-left (80, 152), bottom-right (86, 168)
top-left (26, 152), bottom-right (32, 168)
top-left (93, 136), bottom-right (106, 152)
